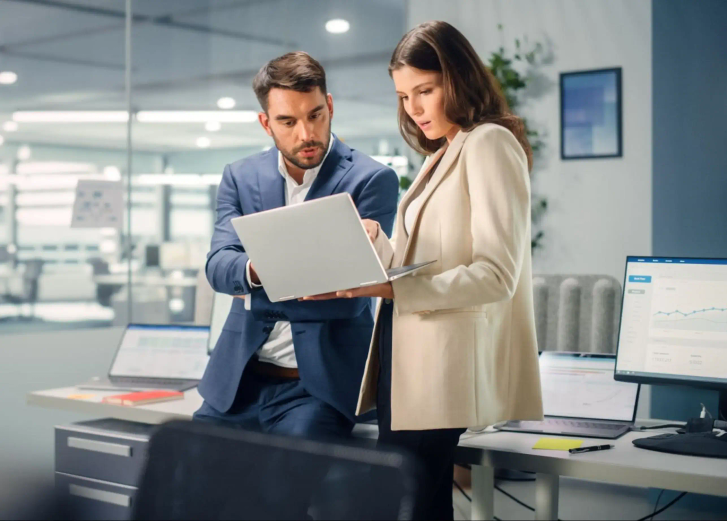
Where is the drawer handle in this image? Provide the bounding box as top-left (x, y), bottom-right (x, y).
top-left (68, 437), bottom-right (131, 457)
top-left (69, 484), bottom-right (131, 507)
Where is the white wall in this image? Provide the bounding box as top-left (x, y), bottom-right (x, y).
top-left (407, 0), bottom-right (652, 281)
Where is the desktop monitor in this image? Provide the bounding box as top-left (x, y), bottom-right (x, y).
top-left (145, 244), bottom-right (160, 268)
top-left (614, 256), bottom-right (727, 418)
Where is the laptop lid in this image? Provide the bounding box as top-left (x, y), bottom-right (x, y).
top-left (109, 324), bottom-right (210, 381)
top-left (230, 193), bottom-right (388, 302)
top-left (540, 352), bottom-right (640, 423)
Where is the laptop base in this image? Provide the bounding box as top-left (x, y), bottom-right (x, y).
top-left (78, 377), bottom-right (198, 393)
top-left (497, 419), bottom-right (631, 440)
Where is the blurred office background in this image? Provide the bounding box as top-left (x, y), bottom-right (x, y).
top-left (0, 0), bottom-right (409, 332)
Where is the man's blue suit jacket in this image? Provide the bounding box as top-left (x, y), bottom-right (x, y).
top-left (199, 136), bottom-right (399, 421)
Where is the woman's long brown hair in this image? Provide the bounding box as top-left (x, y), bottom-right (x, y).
top-left (390, 21), bottom-right (533, 171)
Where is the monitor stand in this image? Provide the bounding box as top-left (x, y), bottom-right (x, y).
top-left (634, 390), bottom-right (727, 459)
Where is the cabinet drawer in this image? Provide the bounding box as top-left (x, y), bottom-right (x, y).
top-left (56, 472), bottom-right (137, 521)
top-left (55, 419), bottom-right (154, 486)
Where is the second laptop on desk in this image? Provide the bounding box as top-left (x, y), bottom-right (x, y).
top-left (496, 352), bottom-right (640, 439)
top-left (79, 324), bottom-right (210, 393)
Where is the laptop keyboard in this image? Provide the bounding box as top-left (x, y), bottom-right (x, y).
top-left (521, 419), bottom-right (625, 430)
top-left (112, 378), bottom-right (186, 387)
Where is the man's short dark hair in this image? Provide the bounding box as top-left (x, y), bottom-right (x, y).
top-left (252, 52), bottom-right (327, 112)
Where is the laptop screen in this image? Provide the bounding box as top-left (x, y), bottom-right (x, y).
top-left (110, 324), bottom-right (210, 380)
top-left (540, 352), bottom-right (639, 422)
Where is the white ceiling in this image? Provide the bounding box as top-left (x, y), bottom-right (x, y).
top-left (0, 0), bottom-right (405, 152)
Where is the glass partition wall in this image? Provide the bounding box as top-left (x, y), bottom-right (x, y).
top-left (0, 0), bottom-right (406, 333)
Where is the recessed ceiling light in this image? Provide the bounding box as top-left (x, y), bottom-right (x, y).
top-left (17, 145), bottom-right (32, 161)
top-left (3, 121), bottom-right (18, 132)
top-left (196, 137), bottom-right (211, 148)
top-left (205, 121), bottom-right (222, 132)
top-left (217, 97), bottom-right (236, 109)
top-left (0, 71), bottom-right (18, 85)
top-left (13, 111), bottom-right (129, 123)
top-left (325, 19), bottom-right (350, 34)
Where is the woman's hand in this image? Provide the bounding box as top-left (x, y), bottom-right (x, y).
top-left (301, 282), bottom-right (394, 301)
top-left (361, 219), bottom-right (379, 243)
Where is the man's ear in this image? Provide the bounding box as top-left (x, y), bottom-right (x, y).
top-left (258, 111), bottom-right (273, 137)
top-left (326, 93), bottom-right (334, 121)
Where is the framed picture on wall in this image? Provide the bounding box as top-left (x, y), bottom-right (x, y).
top-left (560, 67), bottom-right (622, 160)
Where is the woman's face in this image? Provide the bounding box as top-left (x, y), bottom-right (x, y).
top-left (392, 65), bottom-right (458, 143)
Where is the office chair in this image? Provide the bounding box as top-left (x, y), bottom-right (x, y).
top-left (0, 259), bottom-right (44, 321)
top-left (134, 420), bottom-right (421, 520)
top-left (88, 258), bottom-right (114, 307)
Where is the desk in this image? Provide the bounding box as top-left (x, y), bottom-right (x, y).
top-left (28, 386), bottom-right (727, 520)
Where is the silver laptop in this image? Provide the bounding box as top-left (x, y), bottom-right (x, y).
top-left (79, 324), bottom-right (210, 392)
top-left (496, 352), bottom-right (640, 439)
top-left (231, 193), bottom-right (434, 302)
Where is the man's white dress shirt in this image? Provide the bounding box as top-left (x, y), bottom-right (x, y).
top-left (244, 136), bottom-right (334, 368)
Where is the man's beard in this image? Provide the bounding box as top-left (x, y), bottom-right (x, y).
top-left (272, 123), bottom-right (331, 171)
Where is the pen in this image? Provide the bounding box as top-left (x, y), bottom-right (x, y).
top-left (569, 444), bottom-right (614, 454)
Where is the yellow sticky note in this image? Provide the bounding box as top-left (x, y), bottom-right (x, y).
top-left (532, 438), bottom-right (584, 451)
top-left (67, 394), bottom-right (95, 400)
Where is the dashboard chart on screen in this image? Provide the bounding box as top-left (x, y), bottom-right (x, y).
top-left (616, 257), bottom-right (727, 386)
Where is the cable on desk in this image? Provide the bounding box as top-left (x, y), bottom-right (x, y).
top-left (649, 490), bottom-right (665, 520)
top-left (495, 484), bottom-right (534, 512)
top-left (635, 424), bottom-right (683, 431)
top-left (453, 480), bottom-right (471, 502)
top-left (635, 492), bottom-right (687, 521)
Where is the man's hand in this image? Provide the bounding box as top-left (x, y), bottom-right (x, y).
top-left (249, 262), bottom-right (261, 285)
top-left (361, 219), bottom-right (379, 243)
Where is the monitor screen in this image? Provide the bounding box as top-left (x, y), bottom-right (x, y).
top-left (540, 352), bottom-right (639, 422)
top-left (615, 257), bottom-right (727, 390)
top-left (145, 244), bottom-right (160, 268)
top-left (110, 324), bottom-right (210, 380)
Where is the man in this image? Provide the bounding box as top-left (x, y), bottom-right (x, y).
top-left (195, 52), bottom-right (399, 440)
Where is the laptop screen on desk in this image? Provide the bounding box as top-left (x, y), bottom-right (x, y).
top-left (540, 352), bottom-right (639, 422)
top-left (110, 324), bottom-right (210, 380)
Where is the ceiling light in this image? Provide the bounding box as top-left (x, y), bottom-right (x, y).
top-left (3, 121), bottom-right (18, 132)
top-left (13, 111), bottom-right (129, 123)
top-left (0, 71), bottom-right (18, 85)
top-left (136, 111), bottom-right (256, 123)
top-left (217, 97), bottom-right (236, 109)
top-left (325, 19), bottom-right (350, 34)
top-left (196, 137), bottom-right (211, 148)
top-left (205, 121), bottom-right (221, 132)
top-left (17, 145), bottom-right (31, 161)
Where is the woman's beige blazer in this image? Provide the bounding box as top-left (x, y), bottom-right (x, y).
top-left (356, 123), bottom-right (544, 431)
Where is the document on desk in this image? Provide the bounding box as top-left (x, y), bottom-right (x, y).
top-left (532, 438), bottom-right (584, 451)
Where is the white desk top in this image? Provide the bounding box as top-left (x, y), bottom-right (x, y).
top-left (28, 386), bottom-right (727, 497)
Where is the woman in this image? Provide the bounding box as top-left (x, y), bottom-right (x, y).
top-left (308, 21), bottom-right (543, 519)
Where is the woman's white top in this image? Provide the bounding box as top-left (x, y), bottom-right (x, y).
top-left (404, 154), bottom-right (443, 235)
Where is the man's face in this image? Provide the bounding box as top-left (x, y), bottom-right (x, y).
top-left (258, 88), bottom-right (333, 171)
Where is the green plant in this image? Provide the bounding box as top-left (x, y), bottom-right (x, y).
top-left (488, 26), bottom-right (548, 251)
